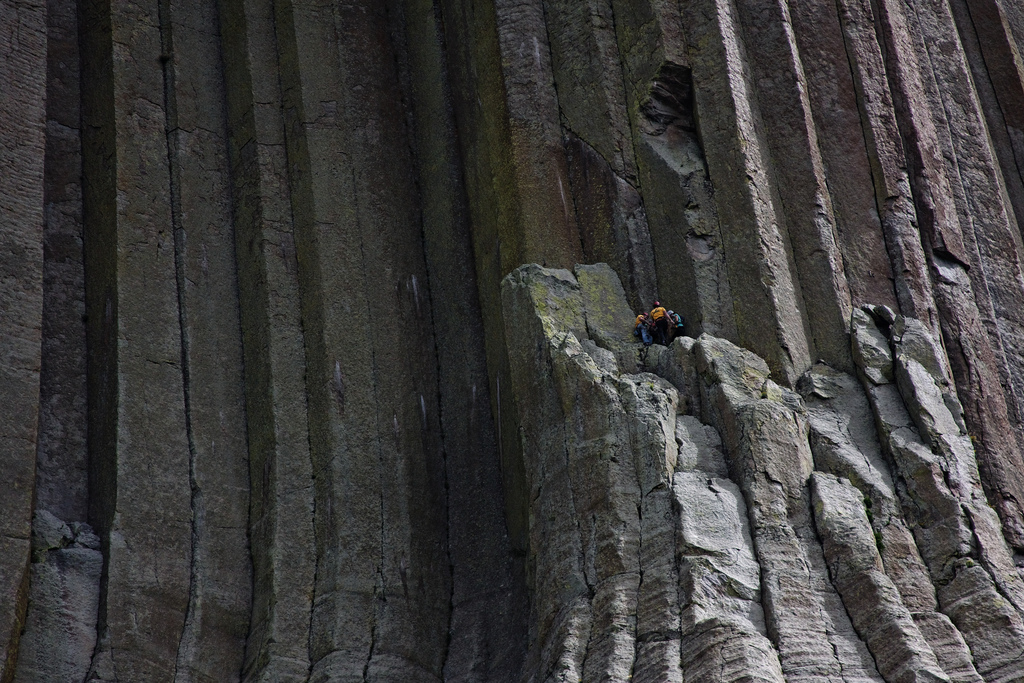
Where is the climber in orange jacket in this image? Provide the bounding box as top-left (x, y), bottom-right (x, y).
top-left (634, 312), bottom-right (653, 346)
top-left (649, 302), bottom-right (670, 346)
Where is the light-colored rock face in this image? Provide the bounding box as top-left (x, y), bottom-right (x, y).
top-left (501, 265), bottom-right (1024, 682)
top-left (6, 0), bottom-right (1024, 681)
top-left (502, 263), bottom-right (786, 683)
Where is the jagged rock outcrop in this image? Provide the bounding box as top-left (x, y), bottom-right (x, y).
top-left (501, 263), bottom-right (1024, 681)
top-left (5, 0), bottom-right (1024, 680)
top-left (502, 263), bottom-right (784, 682)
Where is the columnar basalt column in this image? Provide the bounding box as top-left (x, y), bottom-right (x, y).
top-left (80, 0), bottom-right (192, 678)
top-left (0, 0), bottom-right (47, 677)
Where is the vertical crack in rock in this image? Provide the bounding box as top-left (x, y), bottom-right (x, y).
top-left (355, 178), bottom-right (384, 683)
top-left (732, 0), bottom-right (854, 374)
top-left (682, 0), bottom-right (815, 385)
top-left (79, 0), bottom-right (195, 675)
top-left (217, 0), bottom-right (315, 677)
top-left (834, 0), bottom-right (940, 332)
top-left (396, 0), bottom-right (533, 664)
top-left (798, 358), bottom-right (984, 681)
top-left (543, 0), bottom-right (660, 312)
top-left (159, 0), bottom-right (253, 678)
top-left (871, 0), bottom-right (1024, 552)
top-left (381, 3), bottom-right (461, 672)
top-left (608, 0), bottom-right (737, 338)
top-left (158, 4), bottom-right (205, 680)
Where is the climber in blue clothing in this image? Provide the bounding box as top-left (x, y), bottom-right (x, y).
top-left (633, 312), bottom-right (653, 346)
top-left (635, 303), bottom-right (684, 346)
top-left (666, 309), bottom-right (684, 342)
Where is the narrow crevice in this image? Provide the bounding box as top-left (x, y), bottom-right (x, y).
top-left (157, 2), bottom-right (202, 680)
top-left (604, 0), bottom-right (648, 199)
top-left (263, 6), bottom-right (325, 681)
top-left (627, 495), bottom-right (644, 682)
top-left (808, 481), bottom-right (882, 677)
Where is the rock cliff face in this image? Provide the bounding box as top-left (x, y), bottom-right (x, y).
top-left (3, 0), bottom-right (1024, 681)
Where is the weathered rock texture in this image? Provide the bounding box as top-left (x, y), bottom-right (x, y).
top-left (4, 0), bottom-right (1024, 680)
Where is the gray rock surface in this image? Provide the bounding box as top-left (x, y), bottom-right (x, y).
top-left (854, 311), bottom-right (1024, 682)
top-left (811, 472), bottom-right (949, 683)
top-left (14, 512), bottom-right (102, 683)
top-left (502, 264), bottom-right (785, 682)
top-left (682, 0), bottom-right (814, 386)
top-left (10, 1), bottom-right (1024, 681)
top-left (694, 335), bottom-right (883, 682)
top-left (80, 0), bottom-right (193, 677)
top-left (0, 0), bottom-right (46, 676)
top-left (219, 0), bottom-right (317, 677)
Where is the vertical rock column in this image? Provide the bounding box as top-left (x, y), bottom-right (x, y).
top-left (669, 406), bottom-right (783, 683)
top-left (952, 0), bottom-right (1024, 232)
top-left (218, 0), bottom-right (315, 677)
top-left (682, 0), bottom-right (814, 386)
top-left (787, 0), bottom-right (899, 311)
top-left (79, 0), bottom-right (192, 678)
top-left (872, 0), bottom-right (1024, 550)
top-left (0, 0), bottom-right (47, 677)
top-left (502, 264), bottom-right (786, 683)
top-left (543, 0), bottom-right (659, 311)
top-left (14, 0), bottom-right (100, 678)
top-left (799, 361), bottom-right (983, 682)
top-left (912, 0), bottom-right (1024, 437)
top-left (33, 0), bottom-right (88, 525)
top-left (159, 0), bottom-right (252, 677)
top-left (274, 1), bottom-right (450, 679)
top-left (731, 0), bottom-right (853, 371)
top-left (810, 473), bottom-right (950, 683)
top-left (438, 0), bottom-right (584, 553)
top-left (694, 335), bottom-right (882, 681)
top-left (393, 0), bottom-right (528, 679)
top-left (501, 266), bottom-right (592, 682)
top-left (837, 0), bottom-right (1024, 548)
top-left (834, 0), bottom-right (938, 329)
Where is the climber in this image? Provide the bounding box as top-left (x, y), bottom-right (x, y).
top-left (666, 309), bottom-right (684, 342)
top-left (649, 301), bottom-right (670, 345)
top-left (633, 312), bottom-right (653, 346)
